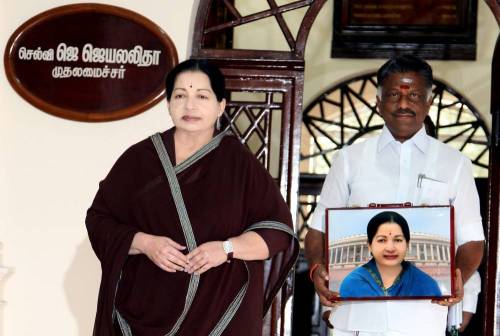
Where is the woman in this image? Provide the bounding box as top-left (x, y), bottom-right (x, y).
top-left (86, 59), bottom-right (298, 336)
top-left (339, 211), bottom-right (442, 298)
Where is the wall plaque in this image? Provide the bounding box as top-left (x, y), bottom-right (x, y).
top-left (332, 0), bottom-right (477, 60)
top-left (4, 4), bottom-right (178, 122)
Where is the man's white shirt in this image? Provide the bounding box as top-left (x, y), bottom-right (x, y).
top-left (310, 126), bottom-right (484, 335)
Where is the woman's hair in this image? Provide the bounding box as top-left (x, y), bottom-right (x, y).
top-left (367, 211), bottom-right (411, 244)
top-left (165, 59), bottom-right (226, 102)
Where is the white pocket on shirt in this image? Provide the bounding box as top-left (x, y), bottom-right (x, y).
top-left (418, 178), bottom-right (449, 205)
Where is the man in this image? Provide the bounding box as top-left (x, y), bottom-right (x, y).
top-left (305, 55), bottom-right (484, 335)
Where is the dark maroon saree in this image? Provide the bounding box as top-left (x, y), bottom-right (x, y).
top-left (86, 128), bottom-right (298, 336)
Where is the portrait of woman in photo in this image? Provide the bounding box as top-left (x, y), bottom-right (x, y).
top-left (339, 211), bottom-right (442, 298)
top-left (86, 59), bottom-right (298, 336)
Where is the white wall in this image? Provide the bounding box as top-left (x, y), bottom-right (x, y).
top-left (0, 1), bottom-right (196, 335)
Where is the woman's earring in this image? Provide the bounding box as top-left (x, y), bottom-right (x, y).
top-left (216, 116), bottom-right (221, 131)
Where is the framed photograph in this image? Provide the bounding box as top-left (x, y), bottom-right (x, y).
top-left (325, 205), bottom-right (455, 300)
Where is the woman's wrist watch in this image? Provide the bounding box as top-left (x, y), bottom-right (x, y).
top-left (222, 240), bottom-right (234, 263)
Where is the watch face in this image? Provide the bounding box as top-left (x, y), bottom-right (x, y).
top-left (223, 240), bottom-right (233, 254)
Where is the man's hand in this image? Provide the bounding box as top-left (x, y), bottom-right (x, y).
top-left (311, 264), bottom-right (339, 307)
top-left (459, 312), bottom-right (474, 332)
top-left (305, 228), bottom-right (339, 306)
top-left (322, 310), bottom-right (334, 329)
top-left (432, 268), bottom-right (463, 306)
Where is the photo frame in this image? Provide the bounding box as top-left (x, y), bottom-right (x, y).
top-left (325, 204), bottom-right (455, 300)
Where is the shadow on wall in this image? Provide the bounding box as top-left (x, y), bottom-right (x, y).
top-left (64, 239), bottom-right (100, 336)
top-left (0, 243), bottom-right (13, 336)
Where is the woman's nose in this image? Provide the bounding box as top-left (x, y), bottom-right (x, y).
top-left (186, 96), bottom-right (196, 109)
top-left (385, 242), bottom-right (396, 251)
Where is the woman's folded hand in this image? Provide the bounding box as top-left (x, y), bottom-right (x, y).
top-left (131, 232), bottom-right (188, 272)
top-left (185, 241), bottom-right (227, 275)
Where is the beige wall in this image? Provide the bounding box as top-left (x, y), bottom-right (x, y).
top-left (0, 1), bottom-right (196, 335)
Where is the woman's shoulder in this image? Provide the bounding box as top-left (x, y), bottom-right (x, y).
top-left (127, 128), bottom-right (175, 156)
top-left (116, 136), bottom-right (154, 162)
top-left (407, 263), bottom-right (437, 283)
top-left (220, 133), bottom-right (246, 151)
top-left (407, 262), bottom-right (428, 275)
top-left (340, 265), bottom-right (373, 296)
top-left (109, 130), bottom-right (172, 174)
top-left (219, 133), bottom-right (261, 164)
top-left (344, 265), bottom-right (369, 282)
top-left (406, 263), bottom-right (441, 295)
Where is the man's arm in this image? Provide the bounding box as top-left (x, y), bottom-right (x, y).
top-left (305, 228), bottom-right (336, 307)
top-left (455, 240), bottom-right (484, 282)
top-left (304, 149), bottom-right (349, 307)
top-left (304, 228), bottom-right (325, 266)
top-left (455, 240), bottom-right (484, 332)
top-left (452, 157), bottom-right (485, 282)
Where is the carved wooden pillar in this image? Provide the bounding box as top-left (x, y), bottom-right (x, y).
top-left (191, 1), bottom-right (326, 335)
top-left (483, 35), bottom-right (500, 336)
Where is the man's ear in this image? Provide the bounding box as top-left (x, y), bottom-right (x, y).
top-left (426, 89), bottom-right (433, 107)
top-left (427, 98), bottom-right (433, 110)
top-left (376, 96), bottom-right (381, 112)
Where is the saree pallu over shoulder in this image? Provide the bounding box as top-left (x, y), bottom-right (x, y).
top-left (86, 127), bottom-right (298, 336)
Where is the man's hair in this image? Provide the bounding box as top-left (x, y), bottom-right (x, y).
top-left (165, 59), bottom-right (226, 102)
top-left (377, 55), bottom-right (433, 99)
top-left (367, 211), bottom-right (411, 244)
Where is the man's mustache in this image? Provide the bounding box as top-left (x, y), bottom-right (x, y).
top-left (394, 108), bottom-right (416, 116)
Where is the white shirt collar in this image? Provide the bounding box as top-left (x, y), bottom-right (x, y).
top-left (377, 125), bottom-right (429, 153)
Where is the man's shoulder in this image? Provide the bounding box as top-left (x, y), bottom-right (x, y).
top-left (338, 137), bottom-right (376, 155)
top-left (429, 137), bottom-right (469, 163)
